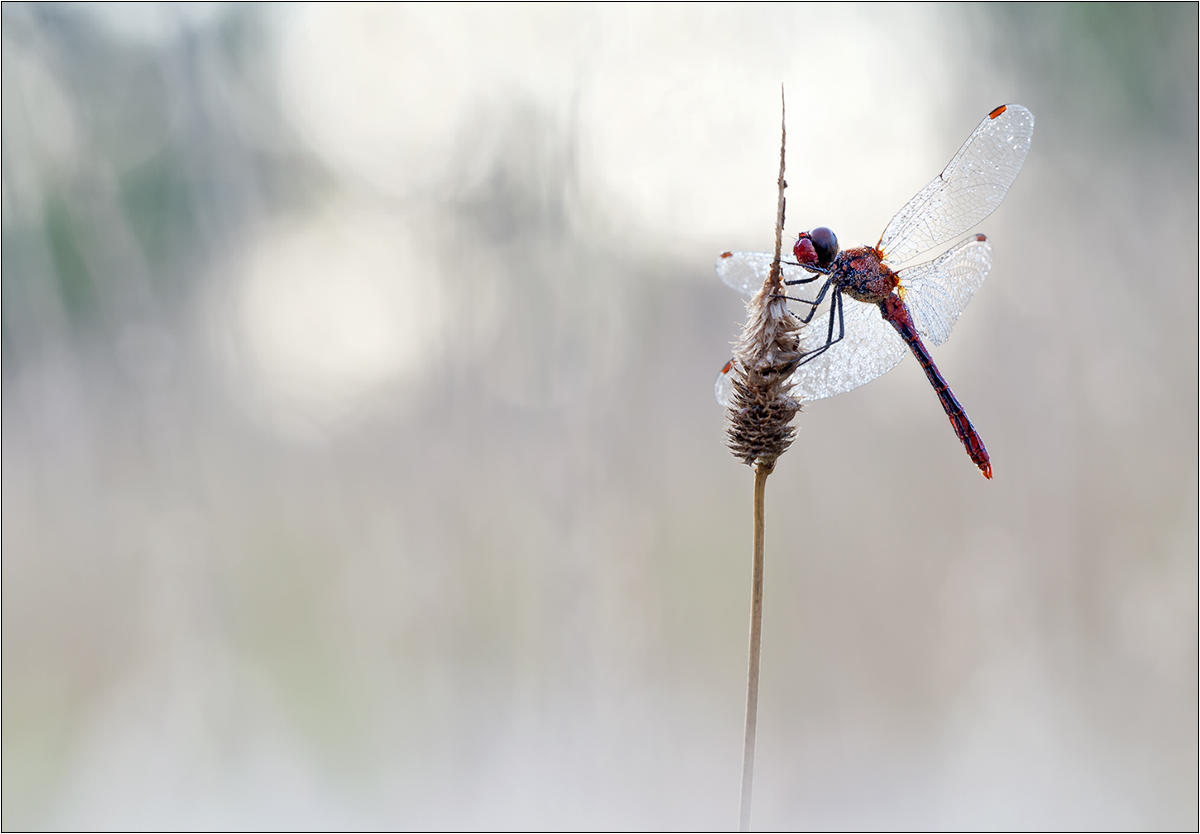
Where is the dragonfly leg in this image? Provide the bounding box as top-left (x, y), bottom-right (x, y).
top-left (795, 278), bottom-right (835, 324)
top-left (794, 290), bottom-right (847, 369)
top-left (783, 263), bottom-right (828, 286)
top-left (769, 293), bottom-right (822, 305)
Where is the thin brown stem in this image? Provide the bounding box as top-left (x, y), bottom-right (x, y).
top-left (768, 85), bottom-right (787, 289)
top-left (739, 459), bottom-right (772, 832)
top-left (729, 84), bottom-right (794, 830)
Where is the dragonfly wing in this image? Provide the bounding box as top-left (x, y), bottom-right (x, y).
top-left (877, 104), bottom-right (1034, 266)
top-left (715, 359), bottom-right (736, 407)
top-left (789, 298), bottom-right (907, 401)
top-left (716, 251), bottom-right (818, 297)
top-left (899, 235), bottom-right (993, 346)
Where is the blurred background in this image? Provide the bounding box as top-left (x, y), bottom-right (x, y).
top-left (3, 3), bottom-right (1196, 830)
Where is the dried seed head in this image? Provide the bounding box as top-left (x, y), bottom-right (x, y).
top-left (725, 87), bottom-right (802, 469)
top-left (725, 285), bottom-right (803, 468)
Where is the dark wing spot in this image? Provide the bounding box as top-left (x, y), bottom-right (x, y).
top-left (988, 104), bottom-right (1007, 119)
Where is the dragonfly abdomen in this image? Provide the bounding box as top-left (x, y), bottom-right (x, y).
top-left (880, 295), bottom-right (993, 479)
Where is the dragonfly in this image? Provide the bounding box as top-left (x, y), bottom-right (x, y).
top-left (716, 103), bottom-right (1034, 479)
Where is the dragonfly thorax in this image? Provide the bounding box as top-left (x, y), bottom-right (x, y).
top-left (832, 246), bottom-right (899, 305)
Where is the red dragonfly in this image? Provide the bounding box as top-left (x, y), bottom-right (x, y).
top-left (716, 104), bottom-right (1034, 478)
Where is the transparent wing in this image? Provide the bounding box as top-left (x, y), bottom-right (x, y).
top-left (788, 297), bottom-right (908, 401)
top-left (716, 251), bottom-right (818, 297)
top-left (899, 235), bottom-right (993, 347)
top-left (715, 359), bottom-right (736, 407)
top-left (877, 104), bottom-right (1033, 266)
top-left (716, 298), bottom-right (909, 405)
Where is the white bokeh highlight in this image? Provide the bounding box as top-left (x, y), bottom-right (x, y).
top-left (228, 205), bottom-right (446, 435)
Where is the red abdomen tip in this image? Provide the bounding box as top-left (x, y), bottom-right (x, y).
top-left (980, 462), bottom-right (993, 479)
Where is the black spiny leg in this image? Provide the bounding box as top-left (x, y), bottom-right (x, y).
top-left (794, 289), bottom-right (847, 369)
top-left (793, 277), bottom-right (835, 324)
top-left (783, 262), bottom-right (828, 286)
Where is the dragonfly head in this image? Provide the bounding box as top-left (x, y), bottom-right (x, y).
top-left (794, 227), bottom-right (839, 268)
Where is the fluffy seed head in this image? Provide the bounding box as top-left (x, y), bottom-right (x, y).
top-left (724, 87), bottom-right (803, 469)
top-left (724, 282), bottom-right (803, 468)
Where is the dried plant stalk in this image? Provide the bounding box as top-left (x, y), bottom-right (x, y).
top-left (728, 88), bottom-right (802, 833)
top-left (738, 461), bottom-right (770, 832)
top-left (725, 120), bottom-right (802, 469)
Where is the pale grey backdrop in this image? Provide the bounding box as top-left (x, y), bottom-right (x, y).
top-left (3, 4), bottom-right (1196, 830)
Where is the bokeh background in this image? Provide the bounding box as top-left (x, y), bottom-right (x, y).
top-left (3, 4), bottom-right (1196, 830)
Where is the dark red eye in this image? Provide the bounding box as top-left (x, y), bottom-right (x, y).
top-left (809, 227), bottom-right (838, 266)
top-left (793, 236), bottom-right (818, 265)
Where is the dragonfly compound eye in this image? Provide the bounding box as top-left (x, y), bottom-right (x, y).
top-left (792, 236), bottom-right (819, 265)
top-left (810, 227), bottom-right (839, 266)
